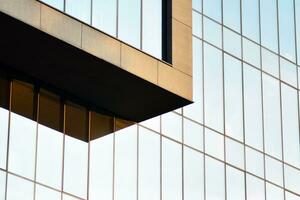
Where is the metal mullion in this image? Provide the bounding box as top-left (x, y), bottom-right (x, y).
top-left (61, 104), bottom-right (66, 200)
top-left (86, 111), bottom-right (91, 200)
top-left (33, 89), bottom-right (40, 200)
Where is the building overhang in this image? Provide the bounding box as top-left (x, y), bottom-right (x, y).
top-left (0, 10), bottom-right (191, 122)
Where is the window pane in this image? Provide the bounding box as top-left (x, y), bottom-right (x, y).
top-left (92, 0), bottom-right (117, 36)
top-left (223, 28), bottom-right (241, 58)
top-left (246, 174), bottom-right (265, 200)
top-left (223, 0), bottom-right (240, 32)
top-left (242, 0), bottom-right (259, 42)
top-left (8, 113), bottom-right (36, 179)
top-left (7, 174), bottom-right (34, 200)
top-left (262, 48), bottom-right (279, 77)
top-left (296, 1), bottom-right (300, 65)
top-left (203, 17), bottom-right (222, 48)
top-left (225, 138), bottom-right (244, 169)
top-left (114, 125), bottom-right (137, 200)
top-left (265, 156), bottom-right (283, 186)
top-left (36, 125), bottom-right (63, 189)
top-left (262, 75), bottom-right (282, 159)
top-left (89, 134), bottom-right (113, 200)
top-left (139, 127), bottom-right (160, 200)
top-left (0, 171), bottom-right (5, 200)
top-left (0, 108), bottom-right (8, 169)
top-left (118, 0), bottom-right (141, 48)
top-left (286, 191), bottom-right (300, 200)
top-left (280, 58), bottom-right (297, 87)
top-left (35, 185), bottom-right (61, 200)
top-left (162, 112), bottom-right (182, 142)
top-left (281, 84), bottom-right (300, 167)
top-left (162, 138), bottom-right (182, 200)
top-left (243, 38), bottom-right (260, 68)
top-left (193, 0), bottom-right (202, 12)
top-left (246, 147), bottom-right (264, 178)
top-left (205, 157), bottom-right (225, 200)
top-left (142, 0), bottom-right (162, 58)
top-left (183, 118), bottom-right (203, 151)
top-left (278, 0), bottom-right (296, 61)
top-left (40, 0), bottom-right (64, 11)
top-left (203, 0), bottom-right (221, 22)
top-left (140, 116), bottom-right (160, 133)
top-left (266, 183), bottom-right (284, 200)
top-left (63, 135), bottom-right (88, 199)
top-left (193, 12), bottom-right (202, 38)
top-left (284, 164), bottom-right (300, 195)
top-left (63, 194), bottom-right (79, 200)
top-left (244, 64), bottom-right (263, 150)
top-left (205, 128), bottom-right (224, 161)
top-left (260, 0), bottom-right (278, 52)
top-left (224, 54), bottom-right (243, 141)
top-left (184, 38), bottom-right (203, 123)
top-left (184, 148), bottom-right (204, 200)
top-left (226, 166), bottom-right (245, 200)
top-left (204, 44), bottom-right (223, 132)
top-left (65, 0), bottom-right (91, 24)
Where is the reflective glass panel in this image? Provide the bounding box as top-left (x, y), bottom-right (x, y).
top-left (193, 12), bottom-right (202, 38)
top-left (118, 0), bottom-right (141, 48)
top-left (114, 125), bottom-right (137, 200)
top-left (281, 84), bottom-right (300, 167)
top-left (0, 171), bottom-right (5, 200)
top-left (89, 134), bottom-right (113, 200)
top-left (278, 0), bottom-right (296, 61)
top-left (223, 28), bottom-right (241, 58)
top-left (286, 192), bottom-right (300, 200)
top-left (162, 138), bottom-right (182, 200)
top-left (139, 127), bottom-right (160, 200)
top-left (35, 185), bottom-right (61, 200)
top-left (193, 0), bottom-right (202, 12)
top-left (204, 44), bottom-right (223, 132)
top-left (0, 108), bottom-right (8, 169)
top-left (161, 112), bottom-right (182, 141)
top-left (203, 0), bottom-right (221, 22)
top-left (260, 0), bottom-right (278, 52)
top-left (41, 0), bottom-right (64, 11)
top-left (246, 174), bottom-right (265, 200)
top-left (242, 0), bottom-right (259, 42)
top-left (223, 0), bottom-right (240, 32)
top-left (266, 183), bottom-right (284, 200)
top-left (205, 157), bottom-right (225, 200)
top-left (8, 113), bottom-right (36, 179)
top-left (280, 58), bottom-right (297, 87)
top-left (140, 116), bottom-right (160, 133)
top-left (246, 147), bottom-right (264, 178)
top-left (265, 156), bottom-right (283, 186)
top-left (92, 0), bottom-right (117, 36)
top-left (184, 147), bottom-right (204, 200)
top-left (65, 0), bottom-right (91, 24)
top-left (6, 174), bottom-right (34, 200)
top-left (63, 135), bottom-right (88, 199)
top-left (243, 38), bottom-right (260, 68)
top-left (262, 48), bottom-right (279, 77)
top-left (183, 118), bottom-right (203, 151)
top-left (224, 54), bottom-right (243, 141)
top-left (205, 128), bottom-right (224, 160)
top-left (225, 138), bottom-right (244, 169)
top-left (243, 64), bottom-right (263, 150)
top-left (36, 124), bottom-right (63, 190)
top-left (284, 164), bottom-right (300, 195)
top-left (262, 75), bottom-right (282, 159)
top-left (142, 0), bottom-right (162, 58)
top-left (203, 17), bottom-right (222, 48)
top-left (226, 166), bottom-right (245, 200)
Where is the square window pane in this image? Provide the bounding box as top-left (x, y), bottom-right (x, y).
top-left (7, 174), bottom-right (34, 200)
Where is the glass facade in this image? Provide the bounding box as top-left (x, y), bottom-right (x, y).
top-left (39, 0), bottom-right (162, 60)
top-left (1, 0), bottom-right (300, 199)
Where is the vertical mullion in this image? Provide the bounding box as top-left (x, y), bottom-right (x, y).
top-left (86, 111), bottom-right (91, 200)
top-left (61, 103), bottom-right (66, 199)
top-left (33, 89), bottom-right (40, 200)
top-left (140, 0), bottom-right (143, 50)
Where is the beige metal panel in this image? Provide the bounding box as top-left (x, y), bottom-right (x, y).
top-left (158, 61), bottom-right (192, 101)
top-left (121, 44), bottom-right (158, 84)
top-left (82, 25), bottom-right (121, 67)
top-left (172, 0), bottom-right (192, 27)
top-left (0, 0), bottom-right (41, 28)
top-left (172, 19), bottom-right (192, 76)
top-left (40, 5), bottom-right (82, 48)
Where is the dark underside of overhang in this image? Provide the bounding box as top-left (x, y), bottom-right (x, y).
top-left (0, 11), bottom-right (192, 122)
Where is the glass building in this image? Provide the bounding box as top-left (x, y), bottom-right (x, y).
top-left (1, 0), bottom-right (300, 199)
